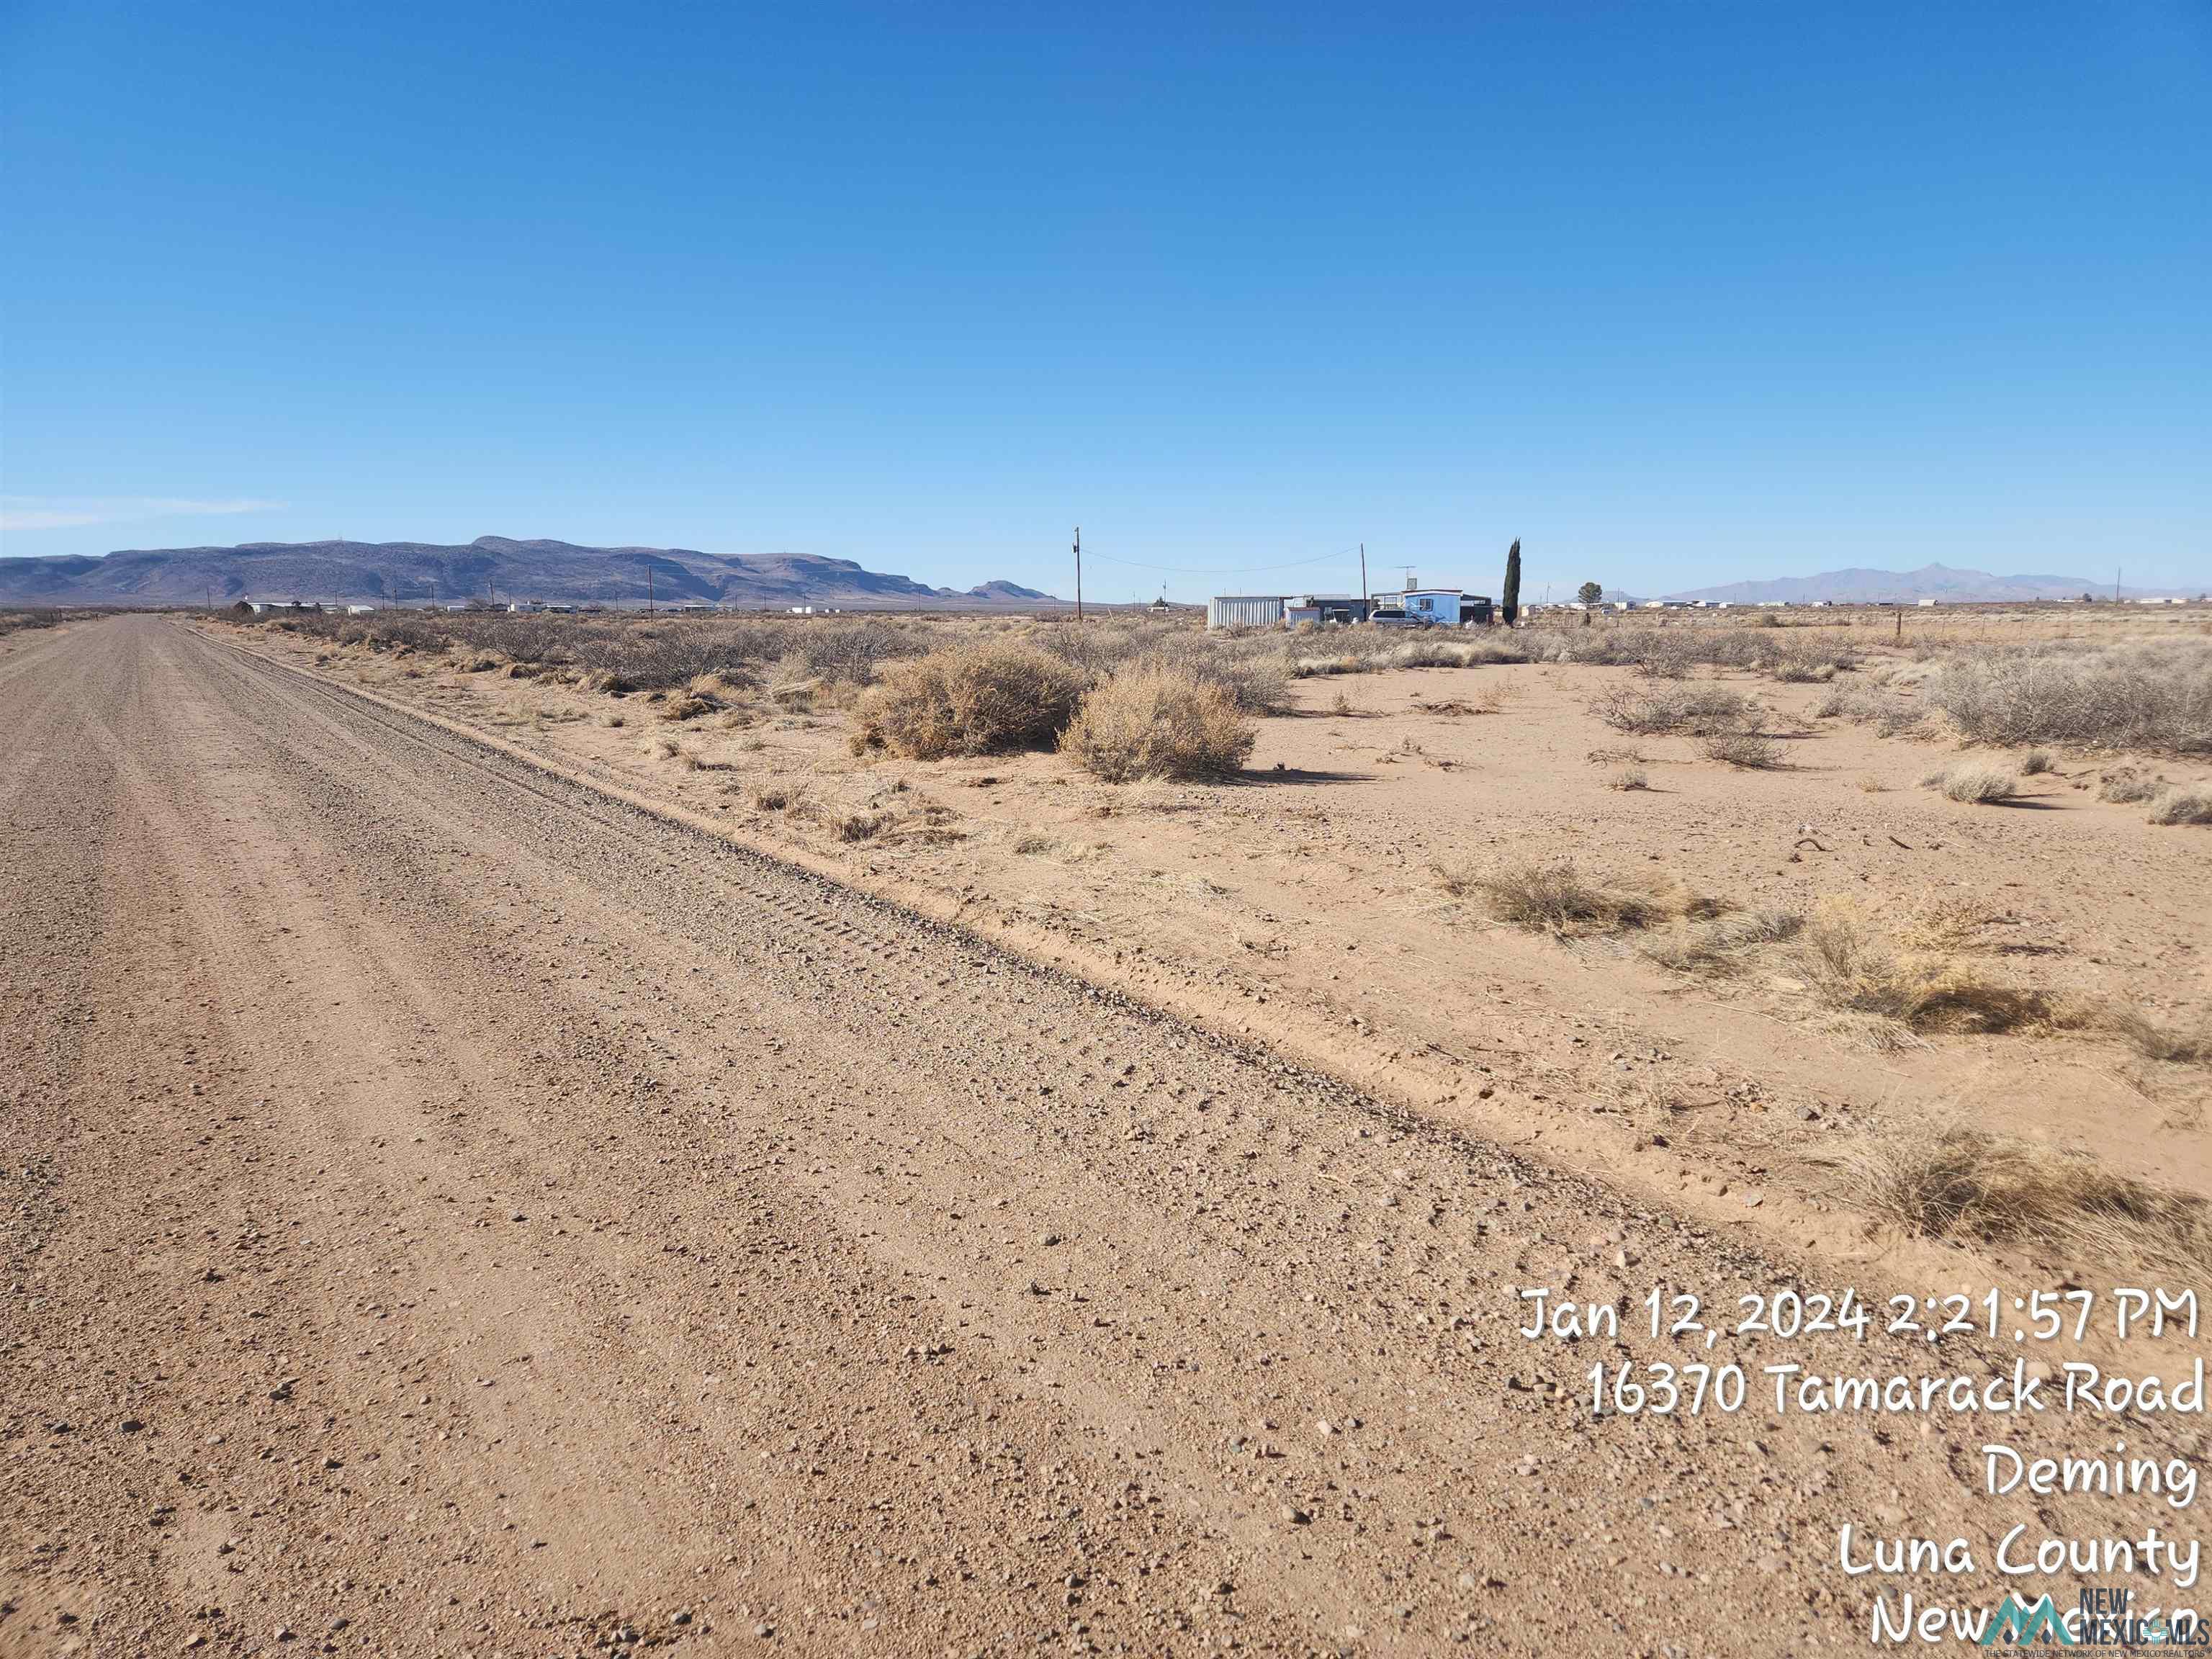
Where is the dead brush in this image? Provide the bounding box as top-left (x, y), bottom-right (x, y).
top-left (1640, 908), bottom-right (1804, 976)
top-left (1796, 897), bottom-right (2046, 1033)
top-left (1700, 732), bottom-right (1784, 769)
top-left (1059, 667), bottom-right (1256, 782)
top-left (2098, 768), bottom-right (2158, 804)
top-left (1440, 858), bottom-right (1723, 937)
top-left (1918, 760), bottom-right (2020, 803)
top-left (852, 641), bottom-right (1084, 760)
top-left (2099, 1007), bottom-right (2212, 1066)
top-left (1591, 683), bottom-right (1758, 737)
top-left (1900, 895), bottom-right (2001, 955)
top-left (2148, 785), bottom-right (2212, 826)
top-left (1812, 1121), bottom-right (2212, 1274)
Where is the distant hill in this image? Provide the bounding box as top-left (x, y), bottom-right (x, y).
top-left (0, 535), bottom-right (1068, 610)
top-left (1661, 562), bottom-right (2199, 605)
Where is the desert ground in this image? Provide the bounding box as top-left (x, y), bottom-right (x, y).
top-left (4, 608), bottom-right (2208, 1657)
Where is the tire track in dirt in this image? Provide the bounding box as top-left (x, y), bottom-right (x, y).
top-left (4, 618), bottom-right (2200, 1658)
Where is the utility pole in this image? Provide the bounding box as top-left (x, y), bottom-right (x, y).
top-left (2115, 566), bottom-right (2122, 604)
top-left (1074, 527), bottom-right (1083, 624)
top-left (1359, 543), bottom-right (1368, 609)
top-left (647, 564), bottom-right (655, 615)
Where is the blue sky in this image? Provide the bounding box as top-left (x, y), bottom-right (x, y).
top-left (4, 1), bottom-right (2206, 600)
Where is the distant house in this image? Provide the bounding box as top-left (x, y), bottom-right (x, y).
top-left (507, 599), bottom-right (546, 613)
top-left (1397, 588), bottom-right (1462, 626)
top-left (246, 597), bottom-right (312, 614)
top-left (343, 603), bottom-right (378, 615)
top-left (1285, 594), bottom-right (1372, 626)
top-left (1917, 598), bottom-right (1941, 607)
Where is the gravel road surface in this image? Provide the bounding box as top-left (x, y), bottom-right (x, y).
top-left (1, 619), bottom-right (2172, 1656)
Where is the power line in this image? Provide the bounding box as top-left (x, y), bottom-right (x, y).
top-left (1076, 544), bottom-right (1362, 578)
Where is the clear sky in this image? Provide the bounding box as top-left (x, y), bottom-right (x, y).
top-left (3, 1), bottom-right (2206, 601)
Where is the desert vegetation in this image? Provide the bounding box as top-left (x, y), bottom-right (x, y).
top-left (2148, 785), bottom-right (2212, 826)
top-left (1928, 637), bottom-right (2212, 753)
top-left (1820, 1123), bottom-right (2212, 1274)
top-left (1917, 759), bottom-right (2020, 803)
top-left (1058, 669), bottom-right (1256, 781)
top-left (1438, 858), bottom-right (1724, 936)
top-left (850, 641), bottom-right (1085, 760)
top-left (225, 598), bottom-right (2212, 1285)
top-left (0, 608), bottom-right (76, 640)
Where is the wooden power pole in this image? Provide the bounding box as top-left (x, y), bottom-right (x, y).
top-left (1074, 527), bottom-right (1083, 623)
top-left (1359, 543), bottom-right (1368, 611)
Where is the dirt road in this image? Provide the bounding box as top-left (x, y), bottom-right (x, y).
top-left (1, 619), bottom-right (2189, 1657)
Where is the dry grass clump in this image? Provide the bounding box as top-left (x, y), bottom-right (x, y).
top-left (851, 642), bottom-right (1084, 760)
top-left (1901, 895), bottom-right (2000, 955)
top-left (1058, 668), bottom-right (1256, 782)
top-left (2148, 785), bottom-right (2212, 826)
top-left (1797, 898), bottom-right (2046, 1033)
top-left (1819, 1123), bottom-right (2212, 1273)
top-left (2020, 748), bottom-right (2055, 775)
top-left (2103, 1008), bottom-right (2212, 1066)
top-left (1918, 760), bottom-right (2019, 803)
top-left (2098, 768), bottom-right (2157, 803)
top-left (1288, 633), bottom-right (1531, 678)
top-left (1701, 732), bottom-right (1784, 769)
top-left (1537, 622), bottom-right (1856, 681)
top-left (1608, 765), bottom-right (1650, 791)
top-left (1591, 684), bottom-right (1758, 736)
top-left (1928, 637), bottom-right (2212, 753)
top-left (1641, 908), bottom-right (1803, 975)
top-left (1816, 683), bottom-right (1926, 737)
top-left (1441, 858), bottom-right (1720, 937)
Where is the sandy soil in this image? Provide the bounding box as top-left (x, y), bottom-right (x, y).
top-left (250, 612), bottom-right (2212, 1280)
top-left (3, 616), bottom-right (2204, 1658)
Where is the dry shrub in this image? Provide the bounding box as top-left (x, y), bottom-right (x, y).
top-left (2098, 768), bottom-right (2157, 803)
top-left (750, 783), bottom-right (801, 811)
top-left (2020, 749), bottom-right (2055, 775)
top-left (1608, 766), bottom-right (1650, 791)
top-left (1591, 684), bottom-right (1758, 736)
top-left (1902, 896), bottom-right (1998, 955)
top-left (2103, 1008), bottom-right (2212, 1066)
top-left (1701, 732), bottom-right (1784, 769)
top-left (830, 811), bottom-right (886, 842)
top-left (1797, 898), bottom-right (2046, 1033)
top-left (1817, 684), bottom-right (1925, 737)
top-left (1929, 638), bottom-right (2212, 753)
top-left (1641, 908), bottom-right (1803, 975)
top-left (1442, 858), bottom-right (1720, 937)
top-left (1918, 760), bottom-right (2018, 803)
top-left (1818, 1123), bottom-right (2212, 1274)
top-left (2148, 786), bottom-right (2212, 826)
top-left (853, 642), bottom-right (1084, 760)
top-left (1059, 668), bottom-right (1256, 782)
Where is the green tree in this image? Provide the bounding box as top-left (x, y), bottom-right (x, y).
top-left (1575, 581), bottom-right (1604, 608)
top-left (1501, 539), bottom-right (1522, 624)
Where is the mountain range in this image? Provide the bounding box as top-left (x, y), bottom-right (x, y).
top-left (1660, 562), bottom-right (2200, 604)
top-left (0, 536), bottom-right (1063, 610)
